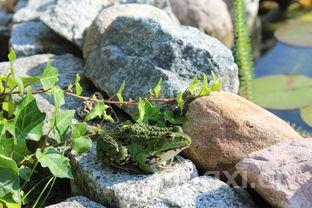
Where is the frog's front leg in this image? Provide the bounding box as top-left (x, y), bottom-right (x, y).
top-left (133, 152), bottom-right (158, 174)
top-left (96, 135), bottom-right (128, 166)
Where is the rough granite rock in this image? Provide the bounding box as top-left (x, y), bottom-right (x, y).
top-left (84, 9), bottom-right (239, 114)
top-left (9, 20), bottom-right (79, 57)
top-left (169, 0), bottom-right (233, 47)
top-left (83, 4), bottom-right (178, 60)
top-left (182, 91), bottom-right (303, 172)
top-left (70, 145), bottom-right (198, 208)
top-left (146, 176), bottom-right (255, 208)
top-left (46, 196), bottom-right (106, 208)
top-left (115, 0), bottom-right (178, 22)
top-left (0, 53), bottom-right (88, 133)
top-left (236, 139), bottom-right (312, 208)
top-left (40, 0), bottom-right (114, 48)
top-left (0, 8), bottom-right (12, 26)
top-left (13, 0), bottom-right (56, 22)
top-left (14, 0), bottom-right (28, 12)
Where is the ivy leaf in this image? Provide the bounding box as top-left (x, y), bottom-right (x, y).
top-left (149, 78), bottom-right (162, 98)
top-left (74, 74), bottom-right (82, 96)
top-left (132, 98), bottom-right (161, 124)
top-left (0, 193), bottom-right (21, 208)
top-left (0, 137), bottom-right (30, 164)
top-left (176, 92), bottom-right (185, 113)
top-left (8, 48), bottom-right (16, 76)
top-left (2, 99), bottom-right (15, 117)
top-left (14, 91), bottom-right (46, 142)
top-left (40, 61), bottom-right (58, 89)
top-left (13, 75), bottom-right (24, 94)
top-left (117, 81), bottom-right (125, 102)
top-left (84, 102), bottom-right (113, 122)
top-left (36, 147), bottom-right (73, 179)
top-left (187, 75), bottom-right (200, 95)
top-left (52, 86), bottom-right (65, 109)
top-left (18, 166), bottom-right (32, 182)
top-left (210, 72), bottom-right (222, 91)
top-left (51, 110), bottom-right (75, 143)
top-left (70, 123), bottom-right (92, 154)
top-left (199, 74), bottom-right (211, 96)
top-left (21, 76), bottom-right (40, 87)
top-left (163, 111), bottom-right (184, 125)
top-left (0, 155), bottom-right (20, 203)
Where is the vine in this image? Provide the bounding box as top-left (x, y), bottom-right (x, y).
top-left (0, 49), bottom-right (222, 208)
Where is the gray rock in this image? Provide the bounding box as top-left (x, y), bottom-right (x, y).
top-left (70, 145), bottom-right (198, 208)
top-left (146, 176), bottom-right (255, 208)
top-left (41, 0), bottom-right (114, 48)
top-left (83, 4), bottom-right (178, 60)
top-left (13, 0), bottom-right (56, 22)
top-left (115, 0), bottom-right (178, 22)
top-left (46, 196), bottom-right (106, 208)
top-left (236, 139), bottom-right (312, 208)
top-left (9, 20), bottom-right (79, 57)
top-left (0, 53), bottom-right (88, 133)
top-left (14, 0), bottom-right (28, 12)
top-left (84, 12), bottom-right (239, 113)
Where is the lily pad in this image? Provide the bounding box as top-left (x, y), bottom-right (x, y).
top-left (274, 21), bottom-right (312, 47)
top-left (253, 75), bottom-right (312, 109)
top-left (300, 105), bottom-right (312, 127)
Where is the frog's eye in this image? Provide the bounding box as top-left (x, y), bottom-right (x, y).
top-left (165, 133), bottom-right (174, 141)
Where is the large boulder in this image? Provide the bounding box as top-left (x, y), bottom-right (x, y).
top-left (70, 145), bottom-right (198, 208)
top-left (169, 0), bottom-right (233, 48)
top-left (46, 196), bottom-right (106, 208)
top-left (236, 139), bottom-right (312, 208)
top-left (146, 176), bottom-right (255, 207)
top-left (84, 5), bottom-right (239, 114)
top-left (9, 20), bottom-right (79, 57)
top-left (41, 0), bottom-right (114, 48)
top-left (182, 91), bottom-right (303, 172)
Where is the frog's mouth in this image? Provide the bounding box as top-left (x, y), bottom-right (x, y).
top-left (157, 146), bottom-right (188, 163)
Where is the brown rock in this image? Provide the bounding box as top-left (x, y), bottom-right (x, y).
top-left (169, 0), bottom-right (233, 48)
top-left (182, 91), bottom-right (302, 172)
top-left (236, 139), bottom-right (312, 208)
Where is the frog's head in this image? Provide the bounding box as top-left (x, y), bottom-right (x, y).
top-left (154, 126), bottom-right (191, 163)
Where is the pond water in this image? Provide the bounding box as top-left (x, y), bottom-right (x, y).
top-left (255, 42), bottom-right (312, 134)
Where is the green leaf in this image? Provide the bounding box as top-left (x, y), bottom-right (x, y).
top-left (40, 61), bottom-right (58, 89)
top-left (21, 76), bottom-right (40, 87)
top-left (300, 105), bottom-right (312, 127)
top-left (36, 147), bottom-right (73, 179)
top-left (0, 155), bottom-right (20, 202)
top-left (253, 75), bottom-right (312, 109)
top-left (187, 75), bottom-right (200, 95)
top-left (14, 91), bottom-right (46, 142)
top-left (210, 72), bottom-right (222, 91)
top-left (84, 102), bottom-right (113, 122)
top-left (74, 74), bottom-right (82, 96)
top-left (176, 92), bottom-right (185, 112)
top-left (0, 137), bottom-right (30, 164)
top-left (0, 193), bottom-right (21, 208)
top-left (132, 98), bottom-right (161, 124)
top-left (18, 166), bottom-right (32, 182)
top-left (51, 110), bottom-right (75, 143)
top-left (199, 74), bottom-right (211, 96)
top-left (149, 78), bottom-right (162, 98)
top-left (163, 111), bottom-right (184, 125)
top-left (134, 97), bottom-right (145, 123)
top-left (117, 81), bottom-right (125, 102)
top-left (8, 48), bottom-right (16, 66)
top-left (70, 123), bottom-right (91, 154)
top-left (13, 75), bottom-right (24, 94)
top-left (52, 86), bottom-right (65, 109)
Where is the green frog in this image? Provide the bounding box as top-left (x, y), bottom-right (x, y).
top-left (96, 123), bottom-right (191, 173)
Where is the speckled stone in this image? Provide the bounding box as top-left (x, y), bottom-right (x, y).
top-left (146, 176), bottom-right (255, 208)
top-left (9, 20), bottom-right (79, 57)
top-left (70, 145), bottom-right (198, 208)
top-left (40, 0), bottom-right (114, 48)
top-left (13, 0), bottom-right (57, 22)
top-left (46, 196), bottom-right (106, 208)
